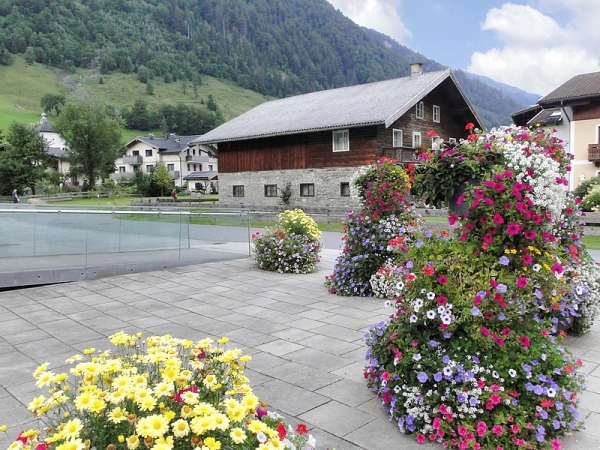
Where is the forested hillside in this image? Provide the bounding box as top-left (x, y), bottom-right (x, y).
top-left (0, 0), bottom-right (534, 127)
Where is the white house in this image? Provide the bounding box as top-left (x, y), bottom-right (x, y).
top-left (111, 134), bottom-right (218, 190)
top-left (34, 113), bottom-right (78, 186)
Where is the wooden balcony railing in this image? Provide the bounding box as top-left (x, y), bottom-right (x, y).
top-left (382, 146), bottom-right (421, 163)
top-left (588, 144), bottom-right (600, 162)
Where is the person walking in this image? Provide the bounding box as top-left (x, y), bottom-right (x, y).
top-left (11, 189), bottom-right (19, 203)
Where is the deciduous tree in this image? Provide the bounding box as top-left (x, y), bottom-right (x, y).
top-left (55, 101), bottom-right (124, 191)
top-left (0, 121), bottom-right (53, 195)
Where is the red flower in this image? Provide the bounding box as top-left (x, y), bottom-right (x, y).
top-left (467, 134), bottom-right (478, 141)
top-left (427, 130), bottom-right (437, 137)
top-left (519, 336), bottom-right (531, 347)
top-left (175, 386), bottom-right (199, 403)
top-left (276, 423), bottom-right (287, 440)
top-left (448, 213), bottom-right (459, 225)
top-left (423, 266), bottom-right (435, 276)
top-left (296, 424), bottom-right (308, 435)
top-left (437, 296), bottom-right (448, 305)
top-left (465, 122), bottom-right (475, 130)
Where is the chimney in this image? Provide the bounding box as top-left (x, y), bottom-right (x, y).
top-left (410, 62), bottom-right (423, 78)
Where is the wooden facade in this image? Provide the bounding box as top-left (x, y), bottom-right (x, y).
top-left (219, 79), bottom-right (475, 173)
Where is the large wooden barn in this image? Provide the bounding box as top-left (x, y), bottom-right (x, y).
top-left (193, 63), bottom-right (483, 208)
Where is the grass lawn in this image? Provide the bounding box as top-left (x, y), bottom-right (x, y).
top-left (582, 235), bottom-right (600, 250)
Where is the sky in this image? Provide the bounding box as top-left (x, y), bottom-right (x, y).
top-left (325, 0), bottom-right (600, 96)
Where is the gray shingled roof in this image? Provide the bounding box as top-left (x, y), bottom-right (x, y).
top-left (193, 69), bottom-right (475, 144)
top-left (183, 171), bottom-right (218, 181)
top-left (539, 71), bottom-right (600, 105)
top-left (127, 135), bottom-right (201, 153)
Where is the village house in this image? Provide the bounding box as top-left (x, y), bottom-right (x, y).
top-left (536, 71), bottom-right (600, 188)
top-left (34, 113), bottom-right (77, 186)
top-left (112, 134), bottom-right (218, 191)
top-left (192, 63), bottom-right (483, 208)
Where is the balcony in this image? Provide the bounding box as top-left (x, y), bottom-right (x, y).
top-left (110, 172), bottom-right (135, 181)
top-left (382, 146), bottom-right (421, 163)
top-left (588, 144), bottom-right (600, 163)
top-left (123, 155), bottom-right (143, 165)
top-left (185, 154), bottom-right (209, 162)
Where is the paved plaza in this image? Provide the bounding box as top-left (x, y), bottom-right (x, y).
top-left (2, 250), bottom-right (600, 449)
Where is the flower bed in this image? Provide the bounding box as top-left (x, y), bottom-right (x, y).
top-left (4, 332), bottom-right (314, 450)
top-left (251, 209), bottom-right (322, 274)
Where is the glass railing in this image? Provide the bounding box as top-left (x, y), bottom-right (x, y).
top-left (0, 205), bottom-right (252, 287)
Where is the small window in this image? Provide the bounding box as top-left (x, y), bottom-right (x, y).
top-left (208, 164), bottom-right (213, 171)
top-left (392, 129), bottom-right (403, 147)
top-left (167, 163), bottom-right (175, 171)
top-left (431, 136), bottom-right (441, 150)
top-left (198, 165), bottom-right (203, 171)
top-left (233, 185), bottom-right (244, 197)
top-left (416, 101), bottom-right (424, 119)
top-left (300, 183), bottom-right (315, 197)
top-left (119, 166), bottom-right (126, 173)
top-left (187, 164), bottom-right (191, 171)
top-left (133, 166), bottom-right (140, 172)
top-left (132, 150), bottom-right (139, 156)
top-left (193, 164), bottom-right (197, 171)
top-left (433, 105), bottom-right (441, 123)
top-left (332, 129), bottom-right (349, 152)
top-left (264, 184), bottom-right (278, 197)
top-left (192, 148), bottom-right (196, 155)
top-left (412, 131), bottom-right (422, 148)
top-left (145, 150), bottom-right (152, 157)
top-left (340, 182), bottom-right (350, 197)
top-left (146, 165), bottom-right (154, 173)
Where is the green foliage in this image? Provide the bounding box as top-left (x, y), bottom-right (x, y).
top-left (573, 175), bottom-right (600, 203)
top-left (146, 82), bottom-right (154, 96)
top-left (151, 163), bottom-right (173, 197)
top-left (0, 121), bottom-right (53, 195)
top-left (55, 101), bottom-right (124, 190)
top-left (279, 181), bottom-right (292, 206)
top-left (582, 185), bottom-right (600, 212)
top-left (40, 93), bottom-right (66, 115)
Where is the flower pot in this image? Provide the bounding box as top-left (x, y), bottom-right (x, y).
top-left (449, 178), bottom-right (479, 215)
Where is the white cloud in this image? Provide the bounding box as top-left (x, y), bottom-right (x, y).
top-left (468, 2), bottom-right (600, 95)
top-left (326, 0), bottom-right (412, 44)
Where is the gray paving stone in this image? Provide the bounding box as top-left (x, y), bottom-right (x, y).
top-left (264, 361), bottom-right (342, 391)
top-left (253, 379), bottom-right (329, 417)
top-left (285, 347), bottom-right (355, 372)
top-left (298, 400), bottom-right (375, 437)
top-left (344, 418), bottom-right (433, 450)
top-left (315, 379), bottom-right (376, 407)
top-left (300, 334), bottom-right (361, 356)
top-left (271, 327), bottom-right (317, 342)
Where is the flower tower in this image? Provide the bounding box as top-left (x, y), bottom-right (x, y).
top-left (365, 126), bottom-right (594, 449)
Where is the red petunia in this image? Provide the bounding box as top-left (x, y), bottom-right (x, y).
top-left (427, 130), bottom-right (437, 137)
top-left (276, 423), bottom-right (287, 440)
top-left (465, 122), bottom-right (475, 130)
top-left (296, 424), bottom-right (309, 435)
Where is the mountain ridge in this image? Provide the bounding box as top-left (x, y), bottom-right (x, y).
top-left (0, 0), bottom-right (537, 128)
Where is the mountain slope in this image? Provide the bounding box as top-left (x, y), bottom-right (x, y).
top-left (0, 0), bottom-right (536, 128)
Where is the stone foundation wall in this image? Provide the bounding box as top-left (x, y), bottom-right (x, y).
top-left (219, 167), bottom-right (358, 209)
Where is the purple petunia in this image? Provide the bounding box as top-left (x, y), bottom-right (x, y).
top-left (417, 372), bottom-right (428, 383)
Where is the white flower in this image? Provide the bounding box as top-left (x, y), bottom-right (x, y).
top-left (426, 310), bottom-right (436, 319)
top-left (508, 369), bottom-right (517, 377)
top-left (426, 292), bottom-right (435, 300)
top-left (546, 388), bottom-right (556, 397)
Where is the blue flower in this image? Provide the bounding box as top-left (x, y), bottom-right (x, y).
top-left (497, 283), bottom-right (507, 293)
top-left (417, 372), bottom-right (428, 383)
top-left (434, 372), bottom-right (443, 382)
top-left (471, 306), bottom-right (481, 316)
top-left (499, 256), bottom-right (510, 265)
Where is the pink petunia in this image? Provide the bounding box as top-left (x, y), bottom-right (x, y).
top-left (507, 223), bottom-right (521, 235)
top-left (517, 277), bottom-right (528, 288)
top-left (551, 439), bottom-right (562, 450)
top-left (523, 230), bottom-right (536, 240)
top-left (438, 275), bottom-right (448, 285)
top-left (449, 213), bottom-right (459, 225)
top-left (458, 426), bottom-right (468, 436)
top-left (476, 421), bottom-right (487, 437)
top-left (552, 264), bottom-right (564, 274)
top-left (493, 214), bottom-right (504, 225)
top-left (520, 336), bottom-right (531, 347)
top-left (521, 254), bottom-right (533, 265)
top-left (416, 434), bottom-right (426, 444)
top-left (492, 425), bottom-right (503, 436)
